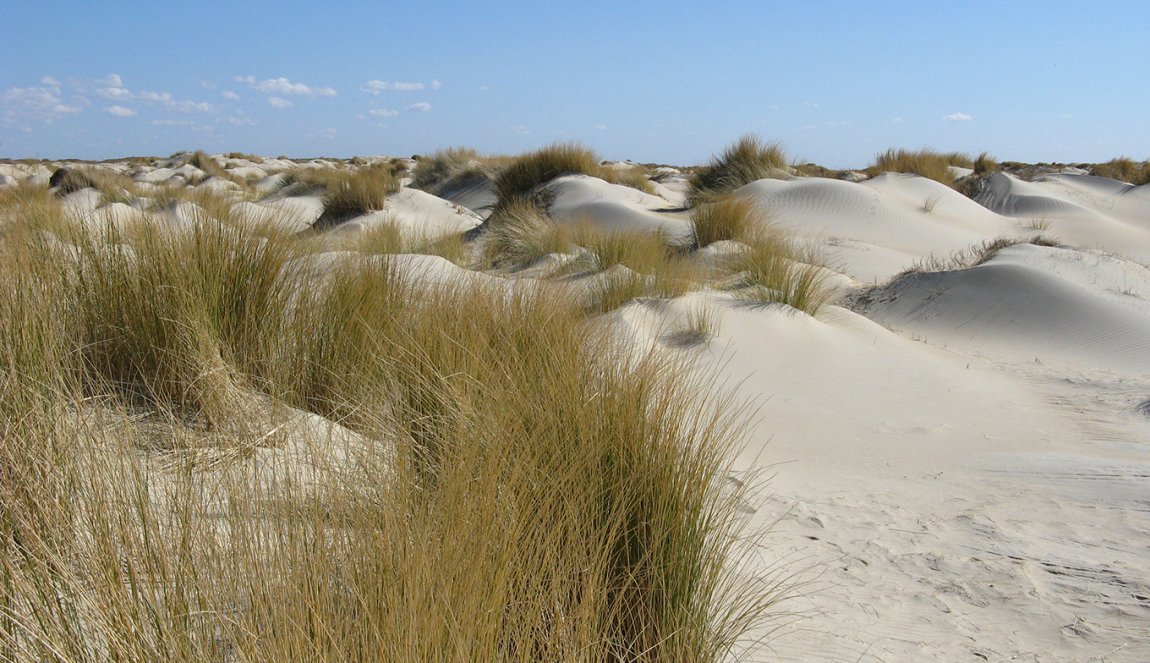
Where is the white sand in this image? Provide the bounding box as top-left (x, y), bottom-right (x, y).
top-left (605, 171), bottom-right (1150, 661)
top-left (15, 157), bottom-right (1150, 660)
top-left (548, 174), bottom-right (693, 240)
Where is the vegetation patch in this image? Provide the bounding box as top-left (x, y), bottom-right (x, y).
top-left (1091, 157), bottom-right (1150, 185)
top-left (867, 148), bottom-right (973, 187)
top-left (687, 134), bottom-right (787, 207)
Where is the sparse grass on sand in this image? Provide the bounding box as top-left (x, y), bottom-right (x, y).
top-left (292, 162), bottom-right (401, 227)
top-left (687, 135), bottom-right (787, 207)
top-left (728, 230), bottom-right (832, 315)
top-left (898, 235), bottom-right (1061, 277)
top-left (690, 196), bottom-right (761, 247)
top-left (493, 143), bottom-right (656, 207)
top-left (494, 142), bottom-right (603, 205)
top-left (0, 205), bottom-right (786, 661)
top-left (1091, 157), bottom-right (1150, 185)
top-left (479, 198), bottom-right (570, 269)
top-left (973, 151), bottom-right (999, 176)
top-left (867, 148), bottom-right (973, 187)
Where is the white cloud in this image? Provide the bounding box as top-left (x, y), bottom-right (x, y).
top-left (95, 74), bottom-right (123, 87)
top-left (407, 102), bottom-right (432, 112)
top-left (267, 96), bottom-right (293, 109)
top-left (361, 79), bottom-right (441, 94)
top-left (593, 124), bottom-right (607, 130)
top-left (97, 86), bottom-right (133, 100)
top-left (150, 119), bottom-right (194, 126)
top-left (174, 100), bottom-right (213, 113)
top-left (369, 108), bottom-right (399, 117)
top-left (95, 86), bottom-right (212, 113)
top-left (2, 85), bottom-right (83, 127)
top-left (891, 117), bottom-right (905, 123)
top-left (944, 112), bottom-right (973, 122)
top-left (237, 76), bottom-right (336, 97)
top-left (104, 105), bottom-right (137, 117)
top-left (40, 75), bottom-right (61, 88)
top-left (221, 90), bottom-right (240, 100)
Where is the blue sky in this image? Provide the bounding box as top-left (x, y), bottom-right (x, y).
top-left (2, 1), bottom-right (1147, 167)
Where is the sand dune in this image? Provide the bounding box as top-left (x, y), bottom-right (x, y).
top-left (853, 244), bottom-right (1150, 373)
top-left (548, 174), bottom-right (692, 239)
top-left (978, 172), bottom-right (1150, 261)
top-left (3, 155), bottom-right (1149, 661)
top-left (735, 174), bottom-right (1021, 283)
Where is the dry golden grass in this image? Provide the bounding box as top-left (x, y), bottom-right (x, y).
top-left (867, 148), bottom-right (972, 187)
top-left (688, 135), bottom-right (787, 207)
top-left (0, 206), bottom-right (785, 661)
top-left (973, 151), bottom-right (999, 176)
top-left (494, 142), bottom-right (602, 205)
top-left (479, 199), bottom-right (570, 269)
top-left (690, 196), bottom-right (762, 247)
top-left (1091, 157), bottom-right (1150, 185)
top-left (716, 228), bottom-right (833, 316)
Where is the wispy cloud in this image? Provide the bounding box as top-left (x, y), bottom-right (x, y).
top-left (361, 79), bottom-right (441, 94)
top-left (943, 112), bottom-right (973, 122)
top-left (407, 102), bottom-right (432, 112)
top-left (40, 75), bottom-right (61, 87)
top-left (103, 105), bottom-right (137, 117)
top-left (94, 80), bottom-right (213, 114)
top-left (236, 76), bottom-right (336, 97)
top-left (2, 85), bottom-right (83, 128)
top-left (369, 108), bottom-right (399, 118)
top-left (267, 97), bottom-right (293, 109)
top-left (221, 90), bottom-right (240, 100)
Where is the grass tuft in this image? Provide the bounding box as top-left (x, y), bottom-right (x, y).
top-left (494, 142), bottom-right (601, 204)
top-left (691, 196), bottom-right (762, 247)
top-left (688, 135), bottom-right (787, 207)
top-left (973, 151), bottom-right (999, 176)
top-left (1091, 157), bottom-right (1150, 185)
top-left (314, 163), bottom-right (401, 228)
top-left (867, 148), bottom-right (972, 187)
top-left (479, 199), bottom-right (569, 269)
top-left (726, 230), bottom-right (832, 315)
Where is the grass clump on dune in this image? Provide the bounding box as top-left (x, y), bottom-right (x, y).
top-left (867, 148), bottom-right (973, 187)
top-left (690, 195), bottom-right (761, 247)
top-left (411, 146), bottom-right (484, 192)
top-left (313, 163), bottom-right (401, 228)
top-left (732, 231), bottom-right (832, 315)
top-left (1091, 157), bottom-right (1150, 185)
top-left (479, 198), bottom-right (570, 269)
top-left (973, 151), bottom-right (999, 175)
top-left (0, 207), bottom-right (783, 660)
top-left (687, 134), bottom-right (787, 207)
top-left (494, 142), bottom-right (601, 204)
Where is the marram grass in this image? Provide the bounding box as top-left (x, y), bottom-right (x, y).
top-left (0, 202), bottom-right (788, 661)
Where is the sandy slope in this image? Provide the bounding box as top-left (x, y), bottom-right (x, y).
top-left (8, 156), bottom-right (1150, 660)
top-left (977, 173), bottom-right (1150, 263)
top-left (734, 174), bottom-right (1024, 284)
top-left (598, 169), bottom-right (1150, 660)
top-left (548, 174), bottom-right (693, 240)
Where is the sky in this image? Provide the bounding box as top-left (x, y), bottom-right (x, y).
top-left (2, 1), bottom-right (1147, 168)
